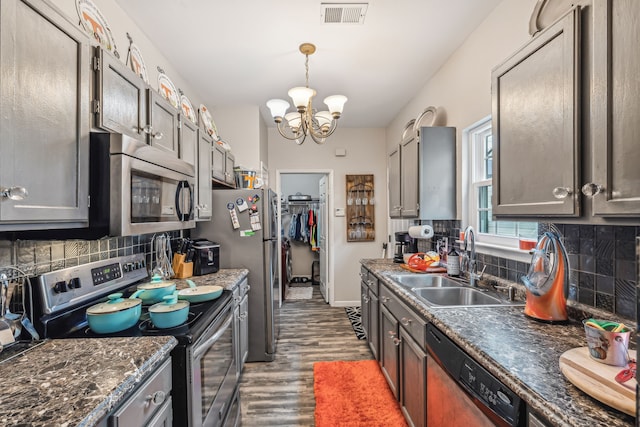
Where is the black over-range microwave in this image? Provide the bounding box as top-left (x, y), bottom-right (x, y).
top-left (89, 133), bottom-right (195, 237)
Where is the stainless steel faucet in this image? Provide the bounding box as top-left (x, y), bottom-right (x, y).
top-left (462, 226), bottom-right (485, 287)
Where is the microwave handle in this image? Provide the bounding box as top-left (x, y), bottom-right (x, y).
top-left (175, 180), bottom-right (194, 221)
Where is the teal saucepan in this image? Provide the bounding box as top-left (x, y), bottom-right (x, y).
top-left (86, 290), bottom-right (144, 334)
top-left (177, 279), bottom-right (223, 303)
top-left (149, 292), bottom-right (190, 329)
top-left (136, 275), bottom-right (176, 304)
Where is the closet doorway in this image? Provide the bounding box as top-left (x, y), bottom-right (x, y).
top-left (276, 170), bottom-right (333, 305)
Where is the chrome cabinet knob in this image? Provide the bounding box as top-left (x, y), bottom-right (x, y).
top-left (552, 187), bottom-right (573, 199)
top-left (581, 183), bottom-right (604, 197)
top-left (0, 186), bottom-right (28, 201)
top-left (401, 317), bottom-right (412, 326)
top-left (145, 390), bottom-right (166, 407)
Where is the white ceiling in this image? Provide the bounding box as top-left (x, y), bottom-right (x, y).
top-left (115, 0), bottom-right (503, 128)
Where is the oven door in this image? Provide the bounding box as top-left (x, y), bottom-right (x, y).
top-left (112, 153), bottom-right (195, 236)
top-left (191, 303), bottom-right (237, 427)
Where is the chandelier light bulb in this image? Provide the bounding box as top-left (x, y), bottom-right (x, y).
top-left (324, 95), bottom-right (348, 118)
top-left (266, 99), bottom-right (290, 121)
top-left (288, 87), bottom-right (316, 112)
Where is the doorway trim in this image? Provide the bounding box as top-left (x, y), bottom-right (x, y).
top-left (276, 169), bottom-right (334, 306)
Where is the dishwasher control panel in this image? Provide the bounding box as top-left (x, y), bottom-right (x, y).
top-left (427, 324), bottom-right (522, 426)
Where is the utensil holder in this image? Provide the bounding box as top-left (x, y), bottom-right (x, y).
top-left (172, 254), bottom-right (193, 279)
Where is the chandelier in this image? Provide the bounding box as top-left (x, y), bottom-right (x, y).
top-left (266, 43), bottom-right (347, 145)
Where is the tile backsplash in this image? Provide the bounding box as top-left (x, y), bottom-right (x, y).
top-left (413, 220), bottom-right (637, 320)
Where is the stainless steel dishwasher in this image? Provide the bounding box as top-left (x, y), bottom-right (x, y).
top-left (426, 324), bottom-right (523, 427)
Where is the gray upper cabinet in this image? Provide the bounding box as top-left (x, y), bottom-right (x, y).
top-left (94, 47), bottom-right (147, 140)
top-left (388, 126), bottom-right (456, 219)
top-left (588, 0), bottom-right (640, 216)
top-left (147, 88), bottom-right (179, 157)
top-left (224, 152), bottom-right (235, 186)
top-left (212, 144), bottom-right (235, 187)
top-left (179, 114), bottom-right (198, 167)
top-left (492, 7), bottom-right (581, 218)
top-left (0, 0), bottom-right (90, 230)
top-left (196, 131), bottom-right (213, 220)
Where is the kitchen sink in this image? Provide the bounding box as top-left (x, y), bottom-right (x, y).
top-left (411, 286), bottom-right (522, 308)
top-left (388, 274), bottom-right (463, 289)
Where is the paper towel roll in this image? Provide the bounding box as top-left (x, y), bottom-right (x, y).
top-left (408, 225), bottom-right (434, 239)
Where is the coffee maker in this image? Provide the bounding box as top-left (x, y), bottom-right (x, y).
top-left (394, 231), bottom-right (418, 263)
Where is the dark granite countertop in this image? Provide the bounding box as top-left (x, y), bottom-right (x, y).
top-left (0, 269), bottom-right (248, 427)
top-left (361, 258), bottom-right (635, 427)
top-left (0, 336), bottom-right (176, 427)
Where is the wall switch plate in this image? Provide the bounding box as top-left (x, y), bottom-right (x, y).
top-left (335, 208), bottom-right (345, 216)
top-left (335, 148), bottom-right (347, 157)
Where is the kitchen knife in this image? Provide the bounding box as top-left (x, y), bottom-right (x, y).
top-left (185, 248), bottom-right (195, 263)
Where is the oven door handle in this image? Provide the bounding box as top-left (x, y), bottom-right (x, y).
top-left (193, 312), bottom-right (233, 359)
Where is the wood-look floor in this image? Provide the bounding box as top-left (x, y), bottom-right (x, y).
top-left (239, 285), bottom-right (373, 426)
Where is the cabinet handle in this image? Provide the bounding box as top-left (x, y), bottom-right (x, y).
top-left (363, 295), bottom-right (370, 303)
top-left (393, 337), bottom-right (402, 346)
top-left (581, 183), bottom-right (605, 197)
top-left (367, 280), bottom-right (374, 286)
top-left (152, 131), bottom-right (164, 140)
top-left (552, 187), bottom-right (573, 199)
top-left (381, 296), bottom-right (390, 303)
top-left (145, 390), bottom-right (166, 407)
top-left (401, 317), bottom-right (412, 326)
top-left (388, 330), bottom-right (396, 339)
top-left (0, 186), bottom-right (28, 201)
top-left (359, 272), bottom-right (366, 278)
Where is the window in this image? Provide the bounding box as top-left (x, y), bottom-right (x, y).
top-left (464, 117), bottom-right (537, 251)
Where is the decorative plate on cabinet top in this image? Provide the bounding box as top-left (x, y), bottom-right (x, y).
top-left (528, 0), bottom-right (576, 36)
top-left (157, 72), bottom-right (180, 109)
top-left (128, 43), bottom-right (149, 84)
top-left (180, 95), bottom-right (197, 124)
top-left (414, 106), bottom-right (444, 131)
top-left (199, 104), bottom-right (219, 140)
top-left (401, 119), bottom-right (416, 140)
top-left (75, 0), bottom-right (119, 57)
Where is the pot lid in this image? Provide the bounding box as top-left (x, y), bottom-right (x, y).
top-left (87, 293), bottom-right (141, 315)
top-left (149, 293), bottom-right (189, 313)
top-left (178, 284), bottom-right (223, 296)
top-left (138, 274), bottom-right (175, 290)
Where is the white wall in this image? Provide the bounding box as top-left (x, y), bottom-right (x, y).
top-left (386, 0), bottom-right (539, 218)
top-left (211, 105), bottom-right (267, 171)
top-left (269, 128), bottom-right (387, 305)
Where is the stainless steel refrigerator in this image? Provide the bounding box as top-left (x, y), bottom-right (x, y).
top-left (193, 188), bottom-right (279, 362)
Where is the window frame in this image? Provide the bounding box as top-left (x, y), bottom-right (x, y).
top-left (462, 116), bottom-right (534, 262)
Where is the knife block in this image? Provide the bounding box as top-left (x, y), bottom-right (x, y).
top-left (172, 254), bottom-right (193, 279)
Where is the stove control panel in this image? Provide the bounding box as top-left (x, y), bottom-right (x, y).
top-left (37, 254), bottom-right (148, 315)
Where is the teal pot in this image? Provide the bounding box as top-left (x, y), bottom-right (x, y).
top-left (177, 279), bottom-right (223, 303)
top-left (136, 275), bottom-right (176, 304)
top-left (86, 290), bottom-right (143, 334)
top-left (149, 292), bottom-right (190, 329)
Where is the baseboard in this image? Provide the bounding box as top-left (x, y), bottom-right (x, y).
top-left (331, 300), bottom-right (361, 308)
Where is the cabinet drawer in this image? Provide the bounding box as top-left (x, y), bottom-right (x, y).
top-left (380, 285), bottom-right (426, 346)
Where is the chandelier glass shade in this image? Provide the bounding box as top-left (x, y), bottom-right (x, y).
top-left (266, 43), bottom-right (347, 145)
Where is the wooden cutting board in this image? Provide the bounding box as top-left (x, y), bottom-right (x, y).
top-left (559, 347), bottom-right (636, 416)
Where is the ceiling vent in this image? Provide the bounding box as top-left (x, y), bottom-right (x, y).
top-left (321, 3), bottom-right (368, 24)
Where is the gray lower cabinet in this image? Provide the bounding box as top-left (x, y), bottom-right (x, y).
top-left (388, 126), bottom-right (456, 219)
top-left (589, 0), bottom-right (640, 216)
top-left (379, 282), bottom-right (427, 427)
top-left (360, 267), bottom-right (380, 360)
top-left (196, 131), bottom-right (213, 220)
top-left (234, 278), bottom-right (249, 376)
top-left (492, 7), bottom-right (581, 217)
top-left (0, 0), bottom-right (90, 230)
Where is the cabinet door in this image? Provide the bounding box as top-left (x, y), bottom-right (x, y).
top-left (360, 281), bottom-right (370, 338)
top-left (148, 89), bottom-right (179, 157)
top-left (368, 291), bottom-right (379, 361)
top-left (179, 115), bottom-right (198, 166)
top-left (379, 304), bottom-right (399, 399)
top-left (239, 293), bottom-right (249, 371)
top-left (196, 132), bottom-right (212, 220)
top-left (0, 0), bottom-right (90, 228)
top-left (212, 144), bottom-right (226, 182)
top-left (388, 146), bottom-right (402, 218)
top-left (400, 135), bottom-right (419, 218)
top-left (492, 8), bottom-right (580, 217)
top-left (94, 48), bottom-right (147, 140)
top-left (400, 327), bottom-right (426, 427)
top-left (590, 0), bottom-right (640, 215)
top-left (225, 152), bottom-right (235, 186)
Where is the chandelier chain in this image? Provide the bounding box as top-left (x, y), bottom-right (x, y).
top-left (305, 54), bottom-right (310, 88)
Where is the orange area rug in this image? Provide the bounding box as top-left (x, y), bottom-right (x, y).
top-left (314, 360), bottom-right (408, 427)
